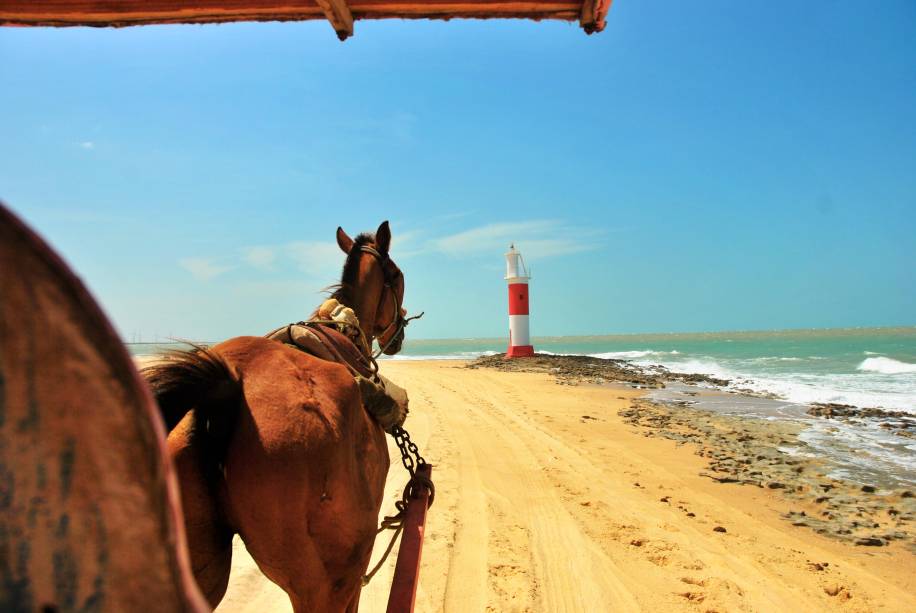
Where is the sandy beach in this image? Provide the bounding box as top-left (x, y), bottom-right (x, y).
top-left (209, 359), bottom-right (915, 612)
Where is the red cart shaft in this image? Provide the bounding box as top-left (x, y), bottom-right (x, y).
top-left (386, 464), bottom-right (433, 613)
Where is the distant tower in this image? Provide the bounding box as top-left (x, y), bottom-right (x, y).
top-left (505, 244), bottom-right (534, 358)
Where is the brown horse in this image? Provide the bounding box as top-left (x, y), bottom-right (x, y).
top-left (142, 221), bottom-right (407, 612)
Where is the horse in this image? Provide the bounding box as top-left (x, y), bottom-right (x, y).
top-left (141, 221), bottom-right (408, 612)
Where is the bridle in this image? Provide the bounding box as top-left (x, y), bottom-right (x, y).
top-left (357, 245), bottom-right (423, 358)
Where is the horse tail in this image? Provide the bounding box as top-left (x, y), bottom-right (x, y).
top-left (142, 347), bottom-right (243, 487)
top-left (142, 346), bottom-right (242, 434)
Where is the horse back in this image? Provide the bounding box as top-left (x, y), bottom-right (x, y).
top-left (212, 336), bottom-right (390, 511)
top-left (212, 335), bottom-right (375, 446)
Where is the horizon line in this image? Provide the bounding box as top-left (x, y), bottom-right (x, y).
top-left (123, 323), bottom-right (916, 345)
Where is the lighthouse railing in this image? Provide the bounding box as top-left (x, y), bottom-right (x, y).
top-left (518, 253), bottom-right (530, 279)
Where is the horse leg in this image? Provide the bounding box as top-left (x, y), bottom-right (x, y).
top-left (222, 397), bottom-right (387, 612)
top-left (167, 413), bottom-right (234, 607)
top-left (235, 522), bottom-right (350, 612)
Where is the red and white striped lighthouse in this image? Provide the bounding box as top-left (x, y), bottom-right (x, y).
top-left (505, 244), bottom-right (534, 358)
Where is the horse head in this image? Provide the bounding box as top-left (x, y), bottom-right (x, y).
top-left (335, 220), bottom-right (407, 356)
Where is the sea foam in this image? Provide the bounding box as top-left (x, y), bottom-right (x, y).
top-left (625, 354), bottom-right (916, 413)
top-left (857, 356), bottom-right (916, 375)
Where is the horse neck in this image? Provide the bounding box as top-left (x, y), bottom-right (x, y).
top-left (345, 286), bottom-right (383, 350)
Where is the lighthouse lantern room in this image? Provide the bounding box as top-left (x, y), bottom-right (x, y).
top-left (505, 244), bottom-right (535, 358)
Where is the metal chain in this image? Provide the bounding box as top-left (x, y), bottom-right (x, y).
top-left (361, 425), bottom-right (433, 587)
top-left (390, 424), bottom-right (426, 476)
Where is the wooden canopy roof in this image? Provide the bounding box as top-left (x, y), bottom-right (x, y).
top-left (0, 0), bottom-right (613, 40)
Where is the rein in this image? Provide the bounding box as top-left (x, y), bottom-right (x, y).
top-left (375, 310), bottom-right (425, 359)
top-left (347, 245), bottom-right (433, 590)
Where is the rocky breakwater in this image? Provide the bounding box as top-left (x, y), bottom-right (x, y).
top-left (467, 353), bottom-right (728, 388)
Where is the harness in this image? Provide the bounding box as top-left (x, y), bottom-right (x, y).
top-left (264, 241), bottom-right (433, 591)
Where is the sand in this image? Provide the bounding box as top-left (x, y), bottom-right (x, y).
top-left (214, 360), bottom-right (915, 612)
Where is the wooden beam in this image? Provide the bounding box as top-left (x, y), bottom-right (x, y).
top-left (315, 0), bottom-right (354, 40)
top-left (0, 1), bottom-right (596, 36)
top-left (579, 0), bottom-right (612, 34)
top-left (0, 1), bottom-right (326, 27)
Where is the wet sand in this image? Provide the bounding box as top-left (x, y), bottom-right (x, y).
top-left (213, 359), bottom-right (915, 612)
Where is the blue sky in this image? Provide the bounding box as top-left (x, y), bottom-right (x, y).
top-left (1, 1), bottom-right (914, 341)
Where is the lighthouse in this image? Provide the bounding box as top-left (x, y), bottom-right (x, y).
top-left (505, 244), bottom-right (534, 358)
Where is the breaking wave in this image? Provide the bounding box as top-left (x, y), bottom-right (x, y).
top-left (857, 357), bottom-right (916, 375)
top-left (589, 350), bottom-right (680, 360)
top-left (627, 355), bottom-right (916, 413)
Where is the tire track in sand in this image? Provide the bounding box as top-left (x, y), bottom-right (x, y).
top-left (440, 414), bottom-right (488, 612)
top-left (466, 373), bottom-right (803, 611)
top-left (437, 379), bottom-right (639, 612)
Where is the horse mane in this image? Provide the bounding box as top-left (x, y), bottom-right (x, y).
top-left (325, 231), bottom-right (375, 309)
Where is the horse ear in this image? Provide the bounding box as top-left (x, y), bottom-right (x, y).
top-left (336, 227), bottom-right (354, 254)
top-left (375, 221), bottom-right (391, 254)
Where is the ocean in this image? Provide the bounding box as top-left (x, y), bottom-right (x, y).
top-left (384, 326), bottom-right (916, 413)
top-left (127, 326), bottom-right (916, 486)
top-left (127, 326), bottom-right (916, 413)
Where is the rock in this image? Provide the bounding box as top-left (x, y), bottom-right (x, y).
top-left (861, 485), bottom-right (876, 493)
top-left (854, 537), bottom-right (885, 547)
top-left (713, 526), bottom-right (727, 533)
top-left (700, 472), bottom-right (740, 484)
top-left (674, 372), bottom-right (731, 386)
top-left (767, 481), bottom-right (787, 489)
top-left (807, 402), bottom-right (915, 422)
top-left (807, 561), bottom-right (828, 571)
top-left (824, 584), bottom-right (842, 596)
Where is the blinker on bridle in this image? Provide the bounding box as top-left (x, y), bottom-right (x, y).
top-left (358, 245), bottom-right (424, 357)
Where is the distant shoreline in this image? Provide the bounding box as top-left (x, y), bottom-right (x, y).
top-left (123, 324), bottom-right (915, 347)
